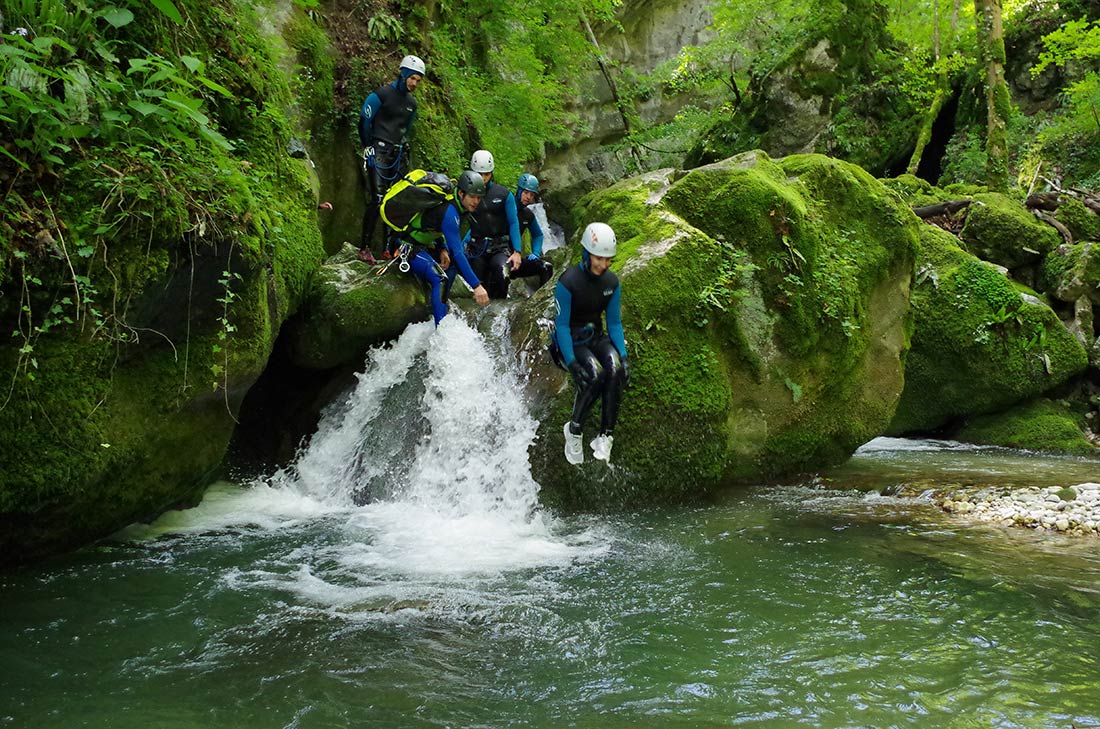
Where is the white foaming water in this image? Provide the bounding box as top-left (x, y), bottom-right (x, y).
top-left (127, 315), bottom-right (607, 595)
top-left (530, 202), bottom-right (565, 251)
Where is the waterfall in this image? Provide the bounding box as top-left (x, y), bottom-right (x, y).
top-left (126, 313), bottom-right (604, 580)
top-left (530, 202), bottom-right (565, 251)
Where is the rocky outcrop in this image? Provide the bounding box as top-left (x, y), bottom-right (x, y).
top-left (512, 152), bottom-right (920, 506)
top-left (888, 226), bottom-right (1088, 435)
top-left (686, 0), bottom-right (918, 176)
top-left (282, 244), bottom-right (428, 370)
top-left (0, 0), bottom-right (329, 563)
top-left (538, 0), bottom-right (715, 217)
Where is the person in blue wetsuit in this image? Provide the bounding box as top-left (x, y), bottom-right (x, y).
top-left (358, 55), bottom-right (425, 263)
top-left (511, 173), bottom-right (554, 291)
top-left (396, 170), bottom-right (490, 324)
top-left (552, 222), bottom-right (630, 465)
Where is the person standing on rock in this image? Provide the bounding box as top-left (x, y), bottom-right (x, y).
top-left (551, 222), bottom-right (630, 465)
top-left (512, 173), bottom-right (554, 292)
top-left (357, 54), bottom-right (425, 263)
top-left (392, 170), bottom-right (490, 325)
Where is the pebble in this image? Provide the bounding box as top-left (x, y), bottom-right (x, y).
top-left (923, 482), bottom-right (1100, 537)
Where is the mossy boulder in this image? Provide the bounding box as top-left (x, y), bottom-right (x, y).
top-left (888, 226), bottom-right (1089, 435)
top-left (1054, 197), bottom-right (1100, 243)
top-left (953, 398), bottom-right (1099, 456)
top-left (959, 192), bottom-right (1061, 270)
top-left (514, 152), bottom-right (920, 506)
top-left (282, 244), bottom-right (429, 369)
top-left (1039, 241), bottom-right (1100, 305)
top-left (880, 174), bottom-right (950, 210)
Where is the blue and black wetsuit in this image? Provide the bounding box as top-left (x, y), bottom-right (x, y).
top-left (512, 196), bottom-right (553, 290)
top-left (553, 259), bottom-right (627, 435)
top-left (463, 180), bottom-right (522, 299)
top-left (402, 198), bottom-right (481, 325)
top-left (359, 73), bottom-right (418, 253)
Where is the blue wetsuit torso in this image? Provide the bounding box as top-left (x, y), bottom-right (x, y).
top-left (553, 262), bottom-right (626, 366)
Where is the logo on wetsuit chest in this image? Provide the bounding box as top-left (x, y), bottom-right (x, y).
top-left (603, 289), bottom-right (614, 296)
top-left (491, 197), bottom-right (504, 204)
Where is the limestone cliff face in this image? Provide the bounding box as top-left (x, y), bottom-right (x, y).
top-left (538, 0), bottom-right (715, 220)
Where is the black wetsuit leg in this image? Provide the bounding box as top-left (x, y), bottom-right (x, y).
top-left (485, 249), bottom-right (512, 299)
top-left (359, 142), bottom-right (405, 254)
top-left (569, 344), bottom-right (607, 431)
top-left (591, 336), bottom-right (625, 435)
top-left (508, 256), bottom-right (553, 289)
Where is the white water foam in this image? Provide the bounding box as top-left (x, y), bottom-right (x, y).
top-left (126, 314), bottom-right (607, 588)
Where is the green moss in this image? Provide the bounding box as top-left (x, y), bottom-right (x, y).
top-left (955, 399), bottom-right (1097, 456)
top-left (538, 153), bottom-right (920, 505)
top-left (0, 0), bottom-right (327, 562)
top-left (880, 174), bottom-right (947, 209)
top-left (960, 192), bottom-right (1061, 268)
top-left (890, 226), bottom-right (1089, 434)
top-left (1056, 197), bottom-right (1100, 242)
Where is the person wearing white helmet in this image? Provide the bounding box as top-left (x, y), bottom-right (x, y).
top-left (357, 54), bottom-right (426, 263)
top-left (551, 222), bottom-right (630, 465)
top-left (461, 155), bottom-right (552, 297)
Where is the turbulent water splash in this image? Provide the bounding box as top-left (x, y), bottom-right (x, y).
top-left (125, 314), bottom-right (603, 579)
top-left (280, 315), bottom-right (541, 519)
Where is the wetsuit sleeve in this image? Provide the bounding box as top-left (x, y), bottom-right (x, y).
top-left (443, 206), bottom-right (481, 289)
top-left (405, 107), bottom-right (417, 141)
top-left (358, 92), bottom-right (381, 147)
top-left (505, 192), bottom-right (522, 252)
top-left (606, 283), bottom-right (627, 359)
top-left (554, 280), bottom-right (576, 366)
top-left (528, 215), bottom-right (544, 257)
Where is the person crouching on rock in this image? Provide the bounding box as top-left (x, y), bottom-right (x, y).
top-left (396, 170), bottom-right (490, 325)
top-left (551, 222), bottom-right (630, 465)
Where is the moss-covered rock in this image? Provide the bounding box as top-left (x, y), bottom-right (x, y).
top-left (889, 226), bottom-right (1089, 434)
top-left (0, 0), bottom-right (329, 563)
top-left (953, 398), bottom-right (1099, 455)
top-left (959, 192), bottom-right (1062, 269)
top-left (1039, 241), bottom-right (1100, 304)
top-left (879, 174), bottom-right (951, 209)
top-left (283, 244), bottom-right (429, 369)
top-left (513, 152), bottom-right (919, 506)
top-left (1055, 197), bottom-right (1100, 243)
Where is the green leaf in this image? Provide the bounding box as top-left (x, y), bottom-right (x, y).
top-left (77, 246), bottom-right (95, 257)
top-left (181, 55), bottom-right (202, 73)
top-left (102, 7), bottom-right (135, 28)
top-left (127, 100), bottom-right (161, 116)
top-left (149, 0), bottom-right (184, 24)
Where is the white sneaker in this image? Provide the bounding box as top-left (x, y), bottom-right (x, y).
top-left (590, 434), bottom-right (614, 463)
top-left (563, 422), bottom-right (584, 465)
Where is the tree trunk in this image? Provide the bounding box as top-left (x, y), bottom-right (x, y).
top-left (580, 10), bottom-right (643, 171)
top-left (974, 0), bottom-right (1010, 191)
top-left (933, 0), bottom-right (941, 60)
top-left (907, 83), bottom-right (948, 176)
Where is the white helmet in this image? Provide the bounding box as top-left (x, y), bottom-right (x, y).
top-left (469, 149), bottom-right (495, 174)
top-left (399, 55), bottom-right (426, 76)
top-left (581, 222), bottom-right (617, 257)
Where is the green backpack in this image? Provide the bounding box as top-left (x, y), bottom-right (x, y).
top-left (380, 170), bottom-right (454, 232)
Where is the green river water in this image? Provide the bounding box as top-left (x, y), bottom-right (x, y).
top-left (3, 319), bottom-right (1100, 728)
top-left (2, 439), bottom-right (1100, 728)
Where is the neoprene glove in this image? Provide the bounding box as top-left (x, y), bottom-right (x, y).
top-left (568, 360), bottom-right (593, 389)
top-left (527, 254), bottom-right (540, 261)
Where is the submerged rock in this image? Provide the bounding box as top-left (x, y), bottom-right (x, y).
top-left (514, 151), bottom-right (920, 506)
